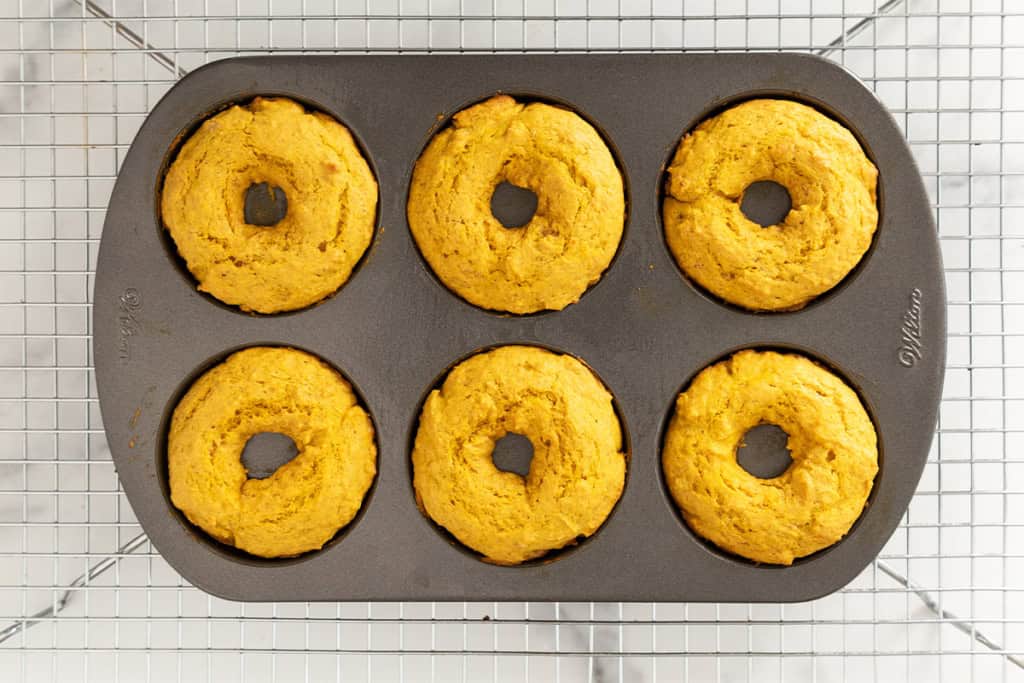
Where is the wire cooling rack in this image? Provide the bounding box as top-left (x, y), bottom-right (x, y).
top-left (0, 0), bottom-right (1022, 681)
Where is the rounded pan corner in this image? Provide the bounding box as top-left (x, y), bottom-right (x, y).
top-left (787, 553), bottom-right (877, 604)
top-left (161, 551), bottom-right (252, 603)
top-left (781, 51), bottom-right (881, 95)
top-left (158, 55), bottom-right (255, 92)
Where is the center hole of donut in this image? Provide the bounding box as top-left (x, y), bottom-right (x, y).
top-left (736, 423), bottom-right (793, 479)
top-left (490, 181), bottom-right (538, 229)
top-left (740, 180), bottom-right (792, 227)
top-left (492, 432), bottom-right (534, 477)
top-left (241, 431), bottom-right (299, 479)
top-left (244, 182), bottom-right (289, 227)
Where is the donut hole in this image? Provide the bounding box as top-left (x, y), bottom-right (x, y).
top-left (244, 182), bottom-right (289, 227)
top-left (490, 180), bottom-right (538, 229)
top-left (241, 431), bottom-right (299, 479)
top-left (735, 423), bottom-right (794, 479)
top-left (491, 432), bottom-right (535, 477)
top-left (739, 180), bottom-right (792, 227)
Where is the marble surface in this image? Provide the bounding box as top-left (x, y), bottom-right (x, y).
top-left (0, 0), bottom-right (1022, 681)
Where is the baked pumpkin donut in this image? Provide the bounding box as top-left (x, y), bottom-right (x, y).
top-left (408, 95), bottom-right (626, 314)
top-left (162, 97), bottom-right (377, 314)
top-left (168, 347), bottom-right (376, 558)
top-left (662, 350), bottom-right (878, 565)
top-left (663, 99), bottom-right (878, 311)
top-left (412, 345), bottom-right (626, 564)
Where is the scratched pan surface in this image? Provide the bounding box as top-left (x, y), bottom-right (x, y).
top-left (93, 54), bottom-right (944, 603)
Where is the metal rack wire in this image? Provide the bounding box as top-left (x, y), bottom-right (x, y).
top-left (0, 0), bottom-right (1021, 680)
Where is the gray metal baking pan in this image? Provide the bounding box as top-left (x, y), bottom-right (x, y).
top-left (93, 54), bottom-right (945, 603)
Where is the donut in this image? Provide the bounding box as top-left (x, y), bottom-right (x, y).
top-left (167, 347), bottom-right (376, 558)
top-left (161, 97), bottom-right (377, 314)
top-left (412, 345), bottom-right (626, 564)
top-left (663, 99), bottom-right (878, 311)
top-left (407, 95), bottom-right (625, 314)
top-left (661, 350), bottom-right (878, 565)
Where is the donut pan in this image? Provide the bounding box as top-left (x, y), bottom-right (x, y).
top-left (94, 54), bottom-right (945, 602)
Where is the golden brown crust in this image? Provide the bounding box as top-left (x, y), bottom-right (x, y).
top-left (167, 347), bottom-right (376, 558)
top-left (661, 350), bottom-right (878, 565)
top-left (663, 99), bottom-right (878, 311)
top-left (161, 97), bottom-right (377, 313)
top-left (411, 345), bottom-right (626, 564)
top-left (407, 95), bottom-right (626, 314)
